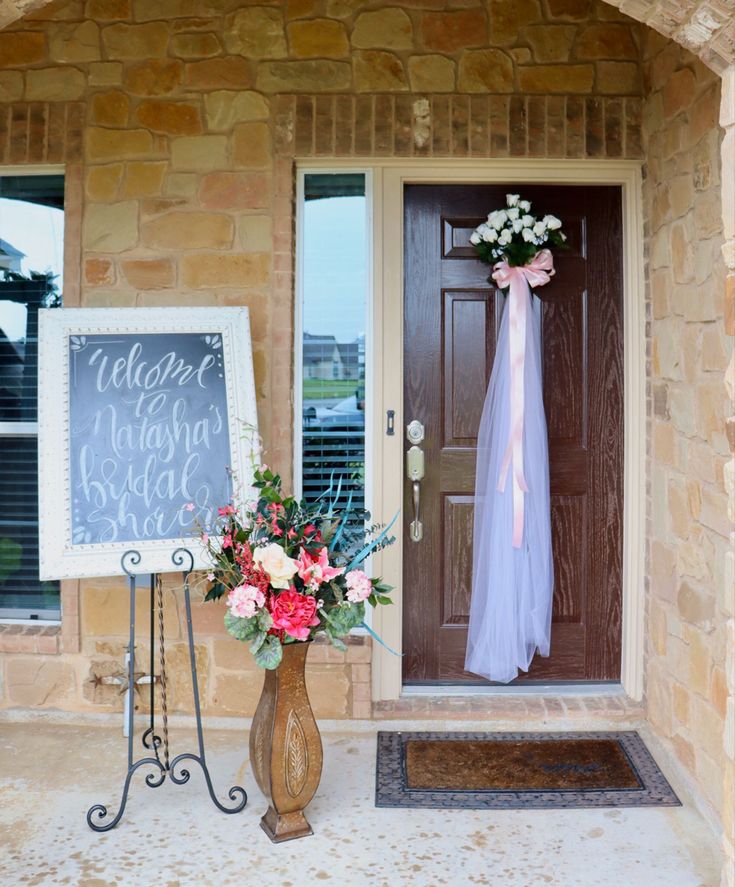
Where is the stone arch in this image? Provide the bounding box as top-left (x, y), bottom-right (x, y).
top-left (1, 0), bottom-right (733, 69)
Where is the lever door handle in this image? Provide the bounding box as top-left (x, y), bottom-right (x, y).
top-left (410, 479), bottom-right (422, 542)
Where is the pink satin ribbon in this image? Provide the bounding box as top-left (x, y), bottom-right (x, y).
top-left (491, 248), bottom-right (555, 548)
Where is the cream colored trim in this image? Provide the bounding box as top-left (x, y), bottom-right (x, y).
top-left (299, 158), bottom-right (646, 703)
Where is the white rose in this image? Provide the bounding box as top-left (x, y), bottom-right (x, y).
top-left (470, 231), bottom-right (481, 245)
top-left (522, 228), bottom-right (535, 242)
top-left (498, 229), bottom-right (512, 245)
top-left (506, 193), bottom-right (520, 207)
top-left (491, 210), bottom-right (507, 229)
top-left (507, 207), bottom-right (519, 221)
top-left (253, 543), bottom-right (298, 589)
top-left (519, 200), bottom-right (531, 212)
top-left (521, 214), bottom-right (534, 228)
top-left (486, 228), bottom-right (498, 242)
top-left (533, 221), bottom-right (546, 237)
top-left (512, 219), bottom-right (524, 233)
top-left (544, 214), bottom-right (562, 230)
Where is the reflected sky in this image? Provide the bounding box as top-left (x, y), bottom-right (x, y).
top-left (302, 194), bottom-right (367, 342)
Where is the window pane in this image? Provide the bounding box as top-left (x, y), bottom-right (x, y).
top-left (300, 173), bottom-right (367, 515)
top-left (0, 174), bottom-right (64, 619)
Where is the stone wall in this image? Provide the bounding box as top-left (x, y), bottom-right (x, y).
top-left (0, 0), bottom-right (648, 723)
top-left (640, 31), bottom-right (734, 878)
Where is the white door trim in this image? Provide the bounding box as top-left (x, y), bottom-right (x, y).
top-left (297, 158), bottom-right (646, 702)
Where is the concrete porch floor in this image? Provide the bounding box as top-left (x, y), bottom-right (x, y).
top-left (0, 720), bottom-right (722, 887)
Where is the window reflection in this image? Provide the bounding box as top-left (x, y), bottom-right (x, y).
top-left (301, 173), bottom-right (367, 514)
top-left (0, 175), bottom-right (64, 619)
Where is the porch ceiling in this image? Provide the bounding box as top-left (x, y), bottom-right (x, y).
top-left (1, 0), bottom-right (733, 72)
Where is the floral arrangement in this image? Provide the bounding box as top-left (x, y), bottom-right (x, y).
top-left (469, 193), bottom-right (567, 268)
top-left (199, 466), bottom-right (395, 669)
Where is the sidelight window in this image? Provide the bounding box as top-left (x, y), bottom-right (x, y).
top-left (295, 171), bottom-right (370, 516)
top-left (0, 173), bottom-right (64, 620)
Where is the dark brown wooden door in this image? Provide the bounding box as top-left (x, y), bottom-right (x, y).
top-left (402, 184), bottom-right (623, 684)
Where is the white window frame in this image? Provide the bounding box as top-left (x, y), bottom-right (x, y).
top-left (293, 168), bottom-right (374, 521)
top-left (0, 165), bottom-right (66, 621)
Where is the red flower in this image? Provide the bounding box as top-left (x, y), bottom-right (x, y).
top-left (268, 590), bottom-right (320, 640)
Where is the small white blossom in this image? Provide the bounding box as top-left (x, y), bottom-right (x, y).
top-left (507, 207), bottom-right (520, 221)
top-left (506, 193), bottom-right (520, 207)
top-left (521, 214), bottom-right (534, 228)
top-left (470, 231), bottom-right (481, 245)
top-left (521, 228), bottom-right (535, 242)
top-left (512, 218), bottom-right (524, 233)
top-left (519, 200), bottom-right (531, 212)
top-left (482, 227), bottom-right (498, 243)
top-left (533, 221), bottom-right (546, 237)
top-left (544, 214), bottom-right (562, 230)
top-left (498, 228), bottom-right (512, 245)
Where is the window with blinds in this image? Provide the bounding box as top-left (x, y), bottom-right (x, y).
top-left (0, 174), bottom-right (64, 620)
top-left (298, 173), bottom-right (368, 516)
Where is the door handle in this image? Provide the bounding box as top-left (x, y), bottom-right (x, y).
top-left (406, 444), bottom-right (425, 542)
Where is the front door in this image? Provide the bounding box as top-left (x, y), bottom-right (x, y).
top-left (402, 184), bottom-right (624, 684)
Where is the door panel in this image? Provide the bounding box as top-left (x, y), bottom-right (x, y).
top-left (402, 184), bottom-right (624, 684)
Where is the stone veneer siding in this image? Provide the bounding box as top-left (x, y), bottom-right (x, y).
top-left (641, 33), bottom-right (734, 873)
top-left (0, 0), bottom-right (647, 722)
top-left (0, 2), bottom-right (732, 877)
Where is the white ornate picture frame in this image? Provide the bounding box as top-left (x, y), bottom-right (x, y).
top-left (38, 306), bottom-right (259, 580)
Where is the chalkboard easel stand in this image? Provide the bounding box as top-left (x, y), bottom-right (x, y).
top-left (86, 547), bottom-right (248, 831)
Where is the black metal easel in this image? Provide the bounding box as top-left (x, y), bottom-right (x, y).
top-left (86, 547), bottom-right (247, 831)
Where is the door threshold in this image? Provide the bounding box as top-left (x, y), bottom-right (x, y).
top-left (401, 683), bottom-right (624, 698)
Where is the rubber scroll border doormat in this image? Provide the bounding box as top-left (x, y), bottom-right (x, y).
top-left (375, 731), bottom-right (680, 809)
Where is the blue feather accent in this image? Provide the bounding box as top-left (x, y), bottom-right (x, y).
top-left (359, 621), bottom-right (402, 657)
top-left (347, 510), bottom-right (399, 571)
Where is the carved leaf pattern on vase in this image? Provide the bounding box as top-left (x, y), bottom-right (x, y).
top-left (284, 709), bottom-right (308, 798)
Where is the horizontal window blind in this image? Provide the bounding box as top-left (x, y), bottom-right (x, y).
top-left (0, 175), bottom-right (64, 620)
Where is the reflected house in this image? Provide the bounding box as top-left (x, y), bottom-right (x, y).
top-left (303, 332), bottom-right (359, 381)
top-left (0, 239), bottom-right (24, 275)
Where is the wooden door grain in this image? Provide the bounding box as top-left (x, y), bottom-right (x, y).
top-left (402, 184), bottom-right (624, 684)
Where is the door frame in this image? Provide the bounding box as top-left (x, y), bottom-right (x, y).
top-left (297, 158), bottom-right (646, 702)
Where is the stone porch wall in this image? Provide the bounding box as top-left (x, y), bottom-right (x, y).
top-left (0, 0), bottom-right (647, 723)
top-left (640, 32), bottom-right (734, 876)
top-left (0, 6), bottom-right (731, 873)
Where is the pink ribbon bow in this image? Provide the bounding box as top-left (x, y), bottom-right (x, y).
top-left (491, 248), bottom-right (555, 548)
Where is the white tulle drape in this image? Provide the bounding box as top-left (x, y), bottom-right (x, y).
top-left (465, 290), bottom-right (554, 684)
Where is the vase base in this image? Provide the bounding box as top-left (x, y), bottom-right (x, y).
top-left (260, 806), bottom-right (314, 843)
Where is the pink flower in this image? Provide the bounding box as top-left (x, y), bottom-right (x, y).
top-left (345, 570), bottom-right (372, 603)
top-left (206, 572), bottom-right (215, 582)
top-left (202, 533), bottom-right (209, 545)
top-left (184, 502), bottom-right (195, 512)
top-left (296, 547), bottom-right (344, 590)
top-left (218, 505), bottom-right (236, 516)
top-left (222, 534), bottom-right (233, 549)
top-left (269, 590), bottom-right (320, 640)
top-left (227, 584), bottom-right (265, 619)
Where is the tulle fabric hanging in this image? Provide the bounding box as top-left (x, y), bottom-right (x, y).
top-left (465, 289), bottom-right (554, 684)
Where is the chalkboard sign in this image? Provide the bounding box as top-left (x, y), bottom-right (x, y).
top-left (38, 308), bottom-right (258, 579)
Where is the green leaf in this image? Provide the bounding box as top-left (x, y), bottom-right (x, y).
top-left (257, 608), bottom-right (273, 632)
top-left (249, 630), bottom-right (267, 654)
top-left (204, 581), bottom-right (227, 602)
top-left (325, 601), bottom-right (365, 636)
top-left (224, 611), bottom-right (259, 641)
top-left (327, 632), bottom-right (347, 652)
top-left (254, 634), bottom-right (283, 669)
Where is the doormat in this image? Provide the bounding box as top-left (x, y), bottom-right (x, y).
top-left (375, 731), bottom-right (680, 809)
